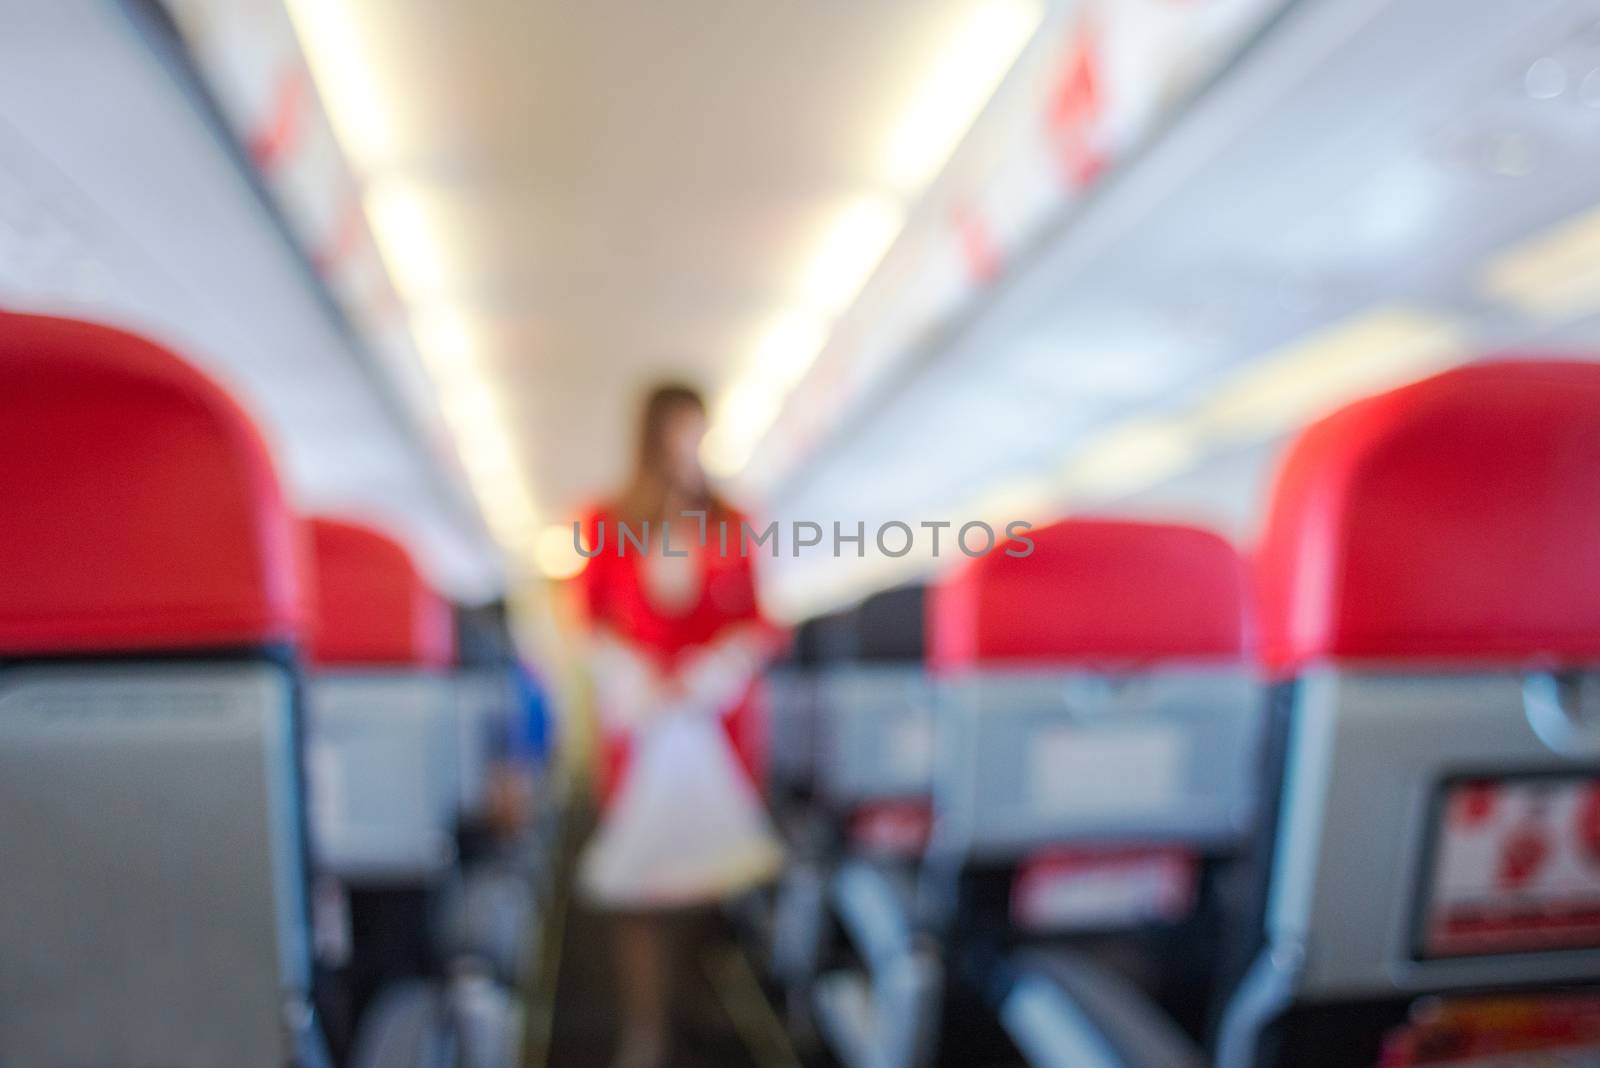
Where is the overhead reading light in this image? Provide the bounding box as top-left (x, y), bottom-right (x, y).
top-left (709, 0), bottom-right (1045, 479)
top-left (1480, 203), bottom-right (1600, 320)
top-left (1190, 306), bottom-right (1464, 442)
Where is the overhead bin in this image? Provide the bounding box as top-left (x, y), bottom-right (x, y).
top-left (760, 0), bottom-right (1600, 618)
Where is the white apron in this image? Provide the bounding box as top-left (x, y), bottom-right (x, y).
top-left (579, 636), bottom-right (783, 909)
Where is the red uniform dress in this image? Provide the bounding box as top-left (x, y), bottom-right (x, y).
top-left (574, 508), bottom-right (783, 908)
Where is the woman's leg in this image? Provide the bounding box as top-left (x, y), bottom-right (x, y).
top-left (612, 912), bottom-right (669, 1068)
top-left (671, 906), bottom-right (728, 1038)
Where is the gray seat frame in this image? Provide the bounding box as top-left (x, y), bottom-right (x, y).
top-left (0, 661), bottom-right (325, 1068)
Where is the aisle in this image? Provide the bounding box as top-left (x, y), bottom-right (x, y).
top-left (541, 898), bottom-right (792, 1068)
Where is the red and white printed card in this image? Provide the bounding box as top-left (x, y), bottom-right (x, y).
top-left (1420, 777), bottom-right (1600, 958)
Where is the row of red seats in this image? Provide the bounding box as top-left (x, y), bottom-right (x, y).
top-left (768, 359), bottom-right (1600, 1068)
top-left (0, 312), bottom-right (536, 1067)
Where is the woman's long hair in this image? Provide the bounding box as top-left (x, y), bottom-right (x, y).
top-left (613, 382), bottom-right (732, 526)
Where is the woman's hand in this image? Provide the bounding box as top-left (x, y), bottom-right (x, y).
top-left (668, 626), bottom-right (770, 716)
top-left (654, 671), bottom-right (690, 707)
top-left (590, 630), bottom-right (673, 730)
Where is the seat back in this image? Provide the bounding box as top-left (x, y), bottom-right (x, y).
top-left (0, 313), bottom-right (318, 1067)
top-left (452, 667), bottom-right (514, 819)
top-left (927, 520), bottom-right (1256, 929)
top-left (815, 587), bottom-right (937, 850)
top-left (453, 603), bottom-right (518, 821)
top-left (934, 669), bottom-right (1258, 859)
top-left (1219, 361), bottom-right (1600, 1068)
top-left (765, 612), bottom-right (835, 798)
top-left (305, 518), bottom-right (458, 883)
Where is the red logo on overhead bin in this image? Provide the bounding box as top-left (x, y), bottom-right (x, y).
top-left (312, 193), bottom-right (365, 277)
top-left (249, 68), bottom-right (310, 172)
top-left (952, 203), bottom-right (1001, 284)
top-left (1047, 20), bottom-right (1105, 189)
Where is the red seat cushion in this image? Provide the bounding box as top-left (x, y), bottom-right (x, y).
top-left (0, 312), bottom-right (302, 654)
top-left (306, 517), bottom-right (454, 668)
top-left (928, 519), bottom-right (1248, 671)
top-left (1256, 360), bottom-right (1600, 671)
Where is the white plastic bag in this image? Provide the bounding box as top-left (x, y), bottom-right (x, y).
top-left (580, 709), bottom-right (783, 909)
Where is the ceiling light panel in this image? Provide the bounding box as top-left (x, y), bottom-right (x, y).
top-left (1480, 202), bottom-right (1600, 321)
top-left (281, 0), bottom-right (408, 170)
top-left (533, 522), bottom-right (588, 580)
top-left (880, 0), bottom-right (1047, 190)
top-left (362, 178), bottom-right (465, 303)
top-left (711, 0), bottom-right (1047, 479)
top-left (798, 195), bottom-right (907, 314)
top-left (1190, 306), bottom-right (1465, 443)
top-left (1059, 417), bottom-right (1198, 498)
top-left (748, 312), bottom-right (829, 392)
top-left (282, 0), bottom-right (544, 563)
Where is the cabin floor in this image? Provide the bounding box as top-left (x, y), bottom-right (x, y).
top-left (531, 811), bottom-right (812, 1068)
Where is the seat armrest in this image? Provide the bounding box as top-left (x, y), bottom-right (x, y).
top-left (347, 981), bottom-right (450, 1068)
top-left (1001, 949), bottom-right (1205, 1068)
top-left (292, 998), bottom-right (334, 1068)
top-left (771, 859), bottom-right (828, 985)
top-left (831, 859), bottom-right (919, 971)
top-left (813, 950), bottom-right (942, 1068)
top-left (818, 860), bottom-right (943, 1068)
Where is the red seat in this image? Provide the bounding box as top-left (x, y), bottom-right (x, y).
top-left (928, 518), bottom-right (1249, 672)
top-left (301, 516), bottom-right (459, 890)
top-left (1216, 359), bottom-right (1600, 1067)
top-left (926, 518), bottom-right (1257, 1045)
top-left (0, 312), bottom-right (323, 1066)
top-left (306, 517), bottom-right (454, 669)
top-left (0, 310), bottom-right (302, 653)
top-left (1257, 359), bottom-right (1600, 669)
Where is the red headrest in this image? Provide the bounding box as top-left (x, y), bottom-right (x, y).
top-left (1257, 360), bottom-right (1600, 671)
top-left (306, 517), bottom-right (454, 669)
top-left (928, 519), bottom-right (1248, 670)
top-left (0, 312), bottom-right (302, 654)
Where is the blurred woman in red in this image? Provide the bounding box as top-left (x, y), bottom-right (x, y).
top-left (574, 383), bottom-right (783, 1068)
